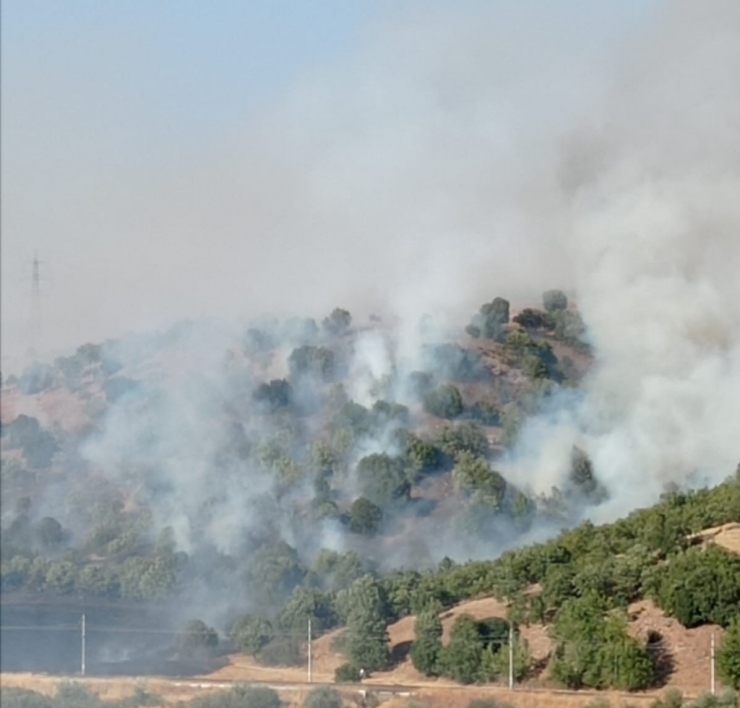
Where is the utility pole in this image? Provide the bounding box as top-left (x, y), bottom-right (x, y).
top-left (711, 633), bottom-right (715, 694)
top-left (508, 622), bottom-right (514, 690)
top-left (307, 619), bottom-right (312, 684)
top-left (81, 614), bottom-right (86, 676)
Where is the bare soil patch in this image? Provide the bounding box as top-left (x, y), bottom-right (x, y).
top-left (689, 523), bottom-right (740, 556)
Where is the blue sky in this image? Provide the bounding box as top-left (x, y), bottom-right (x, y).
top-left (1, 0), bottom-right (663, 368)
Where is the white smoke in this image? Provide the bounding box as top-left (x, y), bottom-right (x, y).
top-left (505, 0), bottom-right (740, 515)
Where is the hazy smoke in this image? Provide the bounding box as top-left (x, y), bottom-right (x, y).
top-left (3, 0), bottom-right (740, 604)
top-left (506, 0), bottom-right (740, 515)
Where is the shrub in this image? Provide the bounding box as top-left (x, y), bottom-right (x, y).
top-left (302, 687), bottom-right (342, 708)
top-left (649, 546), bottom-right (740, 628)
top-left (356, 454), bottom-right (410, 508)
top-left (453, 453), bottom-right (507, 509)
top-left (411, 604), bottom-right (443, 676)
top-left (717, 615), bottom-right (740, 689)
top-left (233, 685), bottom-right (282, 708)
top-left (469, 297), bottom-right (510, 340)
top-left (436, 422), bottom-right (489, 458)
top-left (322, 308), bottom-right (352, 335)
top-left (335, 662), bottom-right (361, 682)
top-left (513, 308), bottom-right (555, 330)
top-left (185, 685), bottom-right (281, 708)
top-left (288, 346), bottom-right (335, 382)
top-left (348, 497), bottom-right (383, 536)
top-left (231, 615), bottom-right (274, 656)
top-left (468, 700), bottom-right (512, 708)
top-left (258, 637), bottom-right (304, 667)
top-left (543, 289), bottom-right (568, 312)
top-left (439, 614), bottom-right (484, 684)
top-left (177, 619), bottom-right (219, 657)
top-left (423, 385), bottom-right (464, 419)
top-left (469, 401), bottom-right (501, 426)
top-left (0, 686), bottom-right (56, 708)
top-left (253, 380), bottom-right (293, 413)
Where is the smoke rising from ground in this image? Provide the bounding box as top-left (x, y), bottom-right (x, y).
top-left (2, 0), bottom-right (740, 631)
top-left (504, 0), bottom-right (740, 517)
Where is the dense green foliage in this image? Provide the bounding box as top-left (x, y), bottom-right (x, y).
top-left (302, 687), bottom-right (342, 708)
top-left (717, 616), bottom-right (740, 689)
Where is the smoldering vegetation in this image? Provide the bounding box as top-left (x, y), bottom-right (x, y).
top-left (0, 295), bottom-right (602, 660)
top-left (2, 0), bottom-right (740, 679)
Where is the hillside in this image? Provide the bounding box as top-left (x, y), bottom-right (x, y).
top-left (1, 296), bottom-right (739, 700)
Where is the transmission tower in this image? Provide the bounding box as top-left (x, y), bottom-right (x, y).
top-left (30, 253), bottom-right (43, 357)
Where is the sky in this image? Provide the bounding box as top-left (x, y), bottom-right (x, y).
top-left (1, 0), bottom-right (662, 372)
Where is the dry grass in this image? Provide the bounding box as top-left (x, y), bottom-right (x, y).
top-left (0, 385), bottom-right (90, 432)
top-left (689, 523), bottom-right (740, 556)
top-left (1, 672), bottom-right (699, 708)
top-left (627, 599), bottom-right (724, 694)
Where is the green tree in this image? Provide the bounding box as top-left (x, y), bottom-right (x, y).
top-left (356, 454), bottom-right (410, 508)
top-left (279, 587), bottom-right (337, 635)
top-left (342, 576), bottom-right (391, 671)
top-left (649, 546), bottom-right (740, 628)
top-left (453, 453), bottom-right (507, 509)
top-left (253, 379), bottom-right (293, 413)
top-left (471, 297), bottom-right (510, 340)
top-left (231, 615), bottom-right (274, 656)
top-left (335, 662), bottom-right (361, 682)
top-left (348, 497), bottom-right (383, 536)
top-left (288, 346), bottom-right (335, 382)
top-left (439, 614), bottom-right (484, 684)
top-left (411, 603), bottom-right (443, 676)
top-left (543, 289), bottom-right (568, 312)
top-left (322, 308), bottom-right (352, 336)
top-left (423, 385), bottom-right (464, 419)
top-left (177, 619), bottom-right (218, 657)
top-left (436, 421), bottom-right (489, 458)
top-left (717, 615), bottom-right (740, 689)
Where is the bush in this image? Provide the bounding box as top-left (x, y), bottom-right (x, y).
top-left (469, 401), bottom-right (501, 426)
top-left (649, 546), bottom-right (740, 628)
top-left (234, 686), bottom-right (282, 708)
top-left (411, 605), bottom-right (443, 676)
top-left (348, 497), bottom-right (383, 536)
top-left (258, 637), bottom-right (304, 667)
top-left (335, 662), bottom-right (361, 682)
top-left (356, 454), bottom-right (410, 508)
top-left (543, 289), bottom-right (568, 312)
top-left (512, 308), bottom-right (555, 330)
top-left (469, 297), bottom-right (510, 340)
top-left (717, 616), bottom-right (740, 689)
top-left (322, 308), bottom-right (352, 336)
top-left (288, 346), bottom-right (335, 382)
top-left (0, 686), bottom-right (56, 708)
top-left (436, 422), bottom-right (489, 458)
top-left (177, 619), bottom-right (219, 657)
top-left (231, 615), bottom-right (274, 656)
top-left (302, 687), bottom-right (342, 708)
top-left (439, 614), bottom-right (484, 684)
top-left (468, 700), bottom-right (512, 708)
top-left (253, 380), bottom-right (293, 413)
top-left (453, 453), bottom-right (507, 509)
top-left (185, 685), bottom-right (281, 708)
top-left (423, 385), bottom-right (464, 419)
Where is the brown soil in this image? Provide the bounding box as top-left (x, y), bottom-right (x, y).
top-left (0, 386), bottom-right (90, 432)
top-left (627, 599), bottom-right (724, 694)
top-left (689, 523), bottom-right (740, 556)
